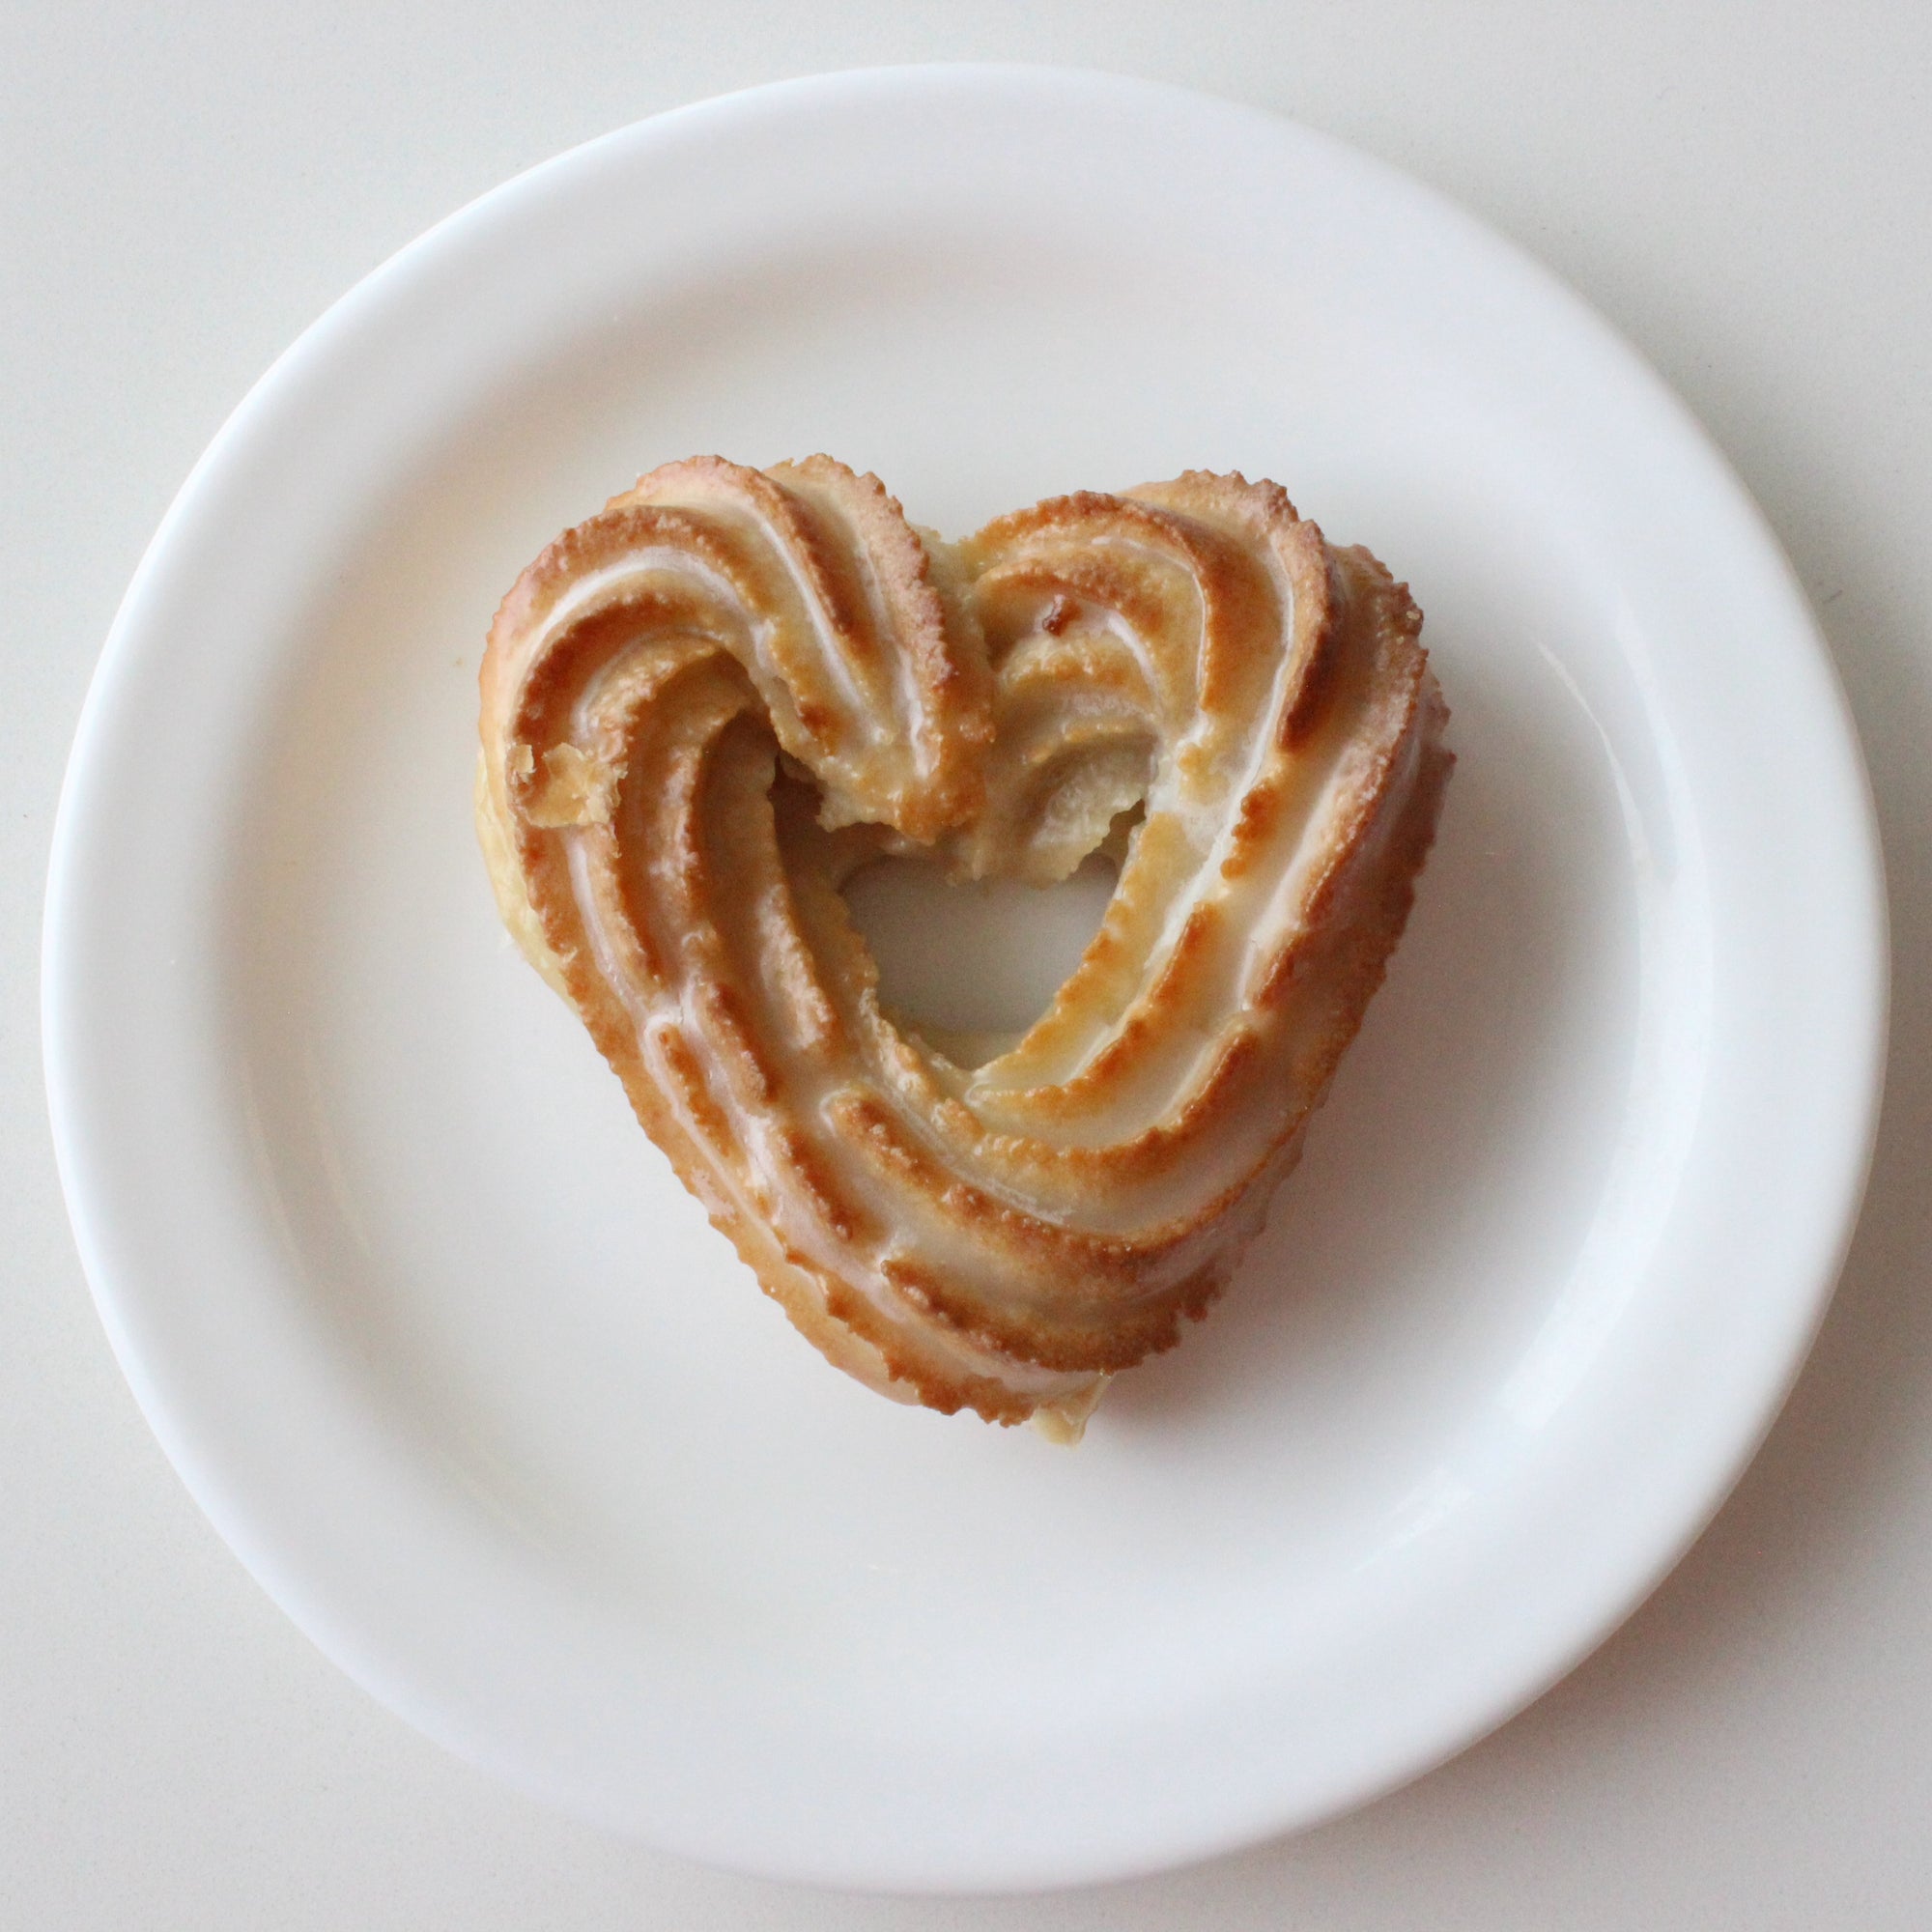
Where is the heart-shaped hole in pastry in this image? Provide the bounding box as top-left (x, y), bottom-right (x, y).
top-left (477, 457), bottom-right (1451, 1440)
top-left (839, 846), bottom-right (1124, 1070)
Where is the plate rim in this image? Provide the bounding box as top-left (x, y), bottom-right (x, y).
top-left (42, 62), bottom-right (1889, 1891)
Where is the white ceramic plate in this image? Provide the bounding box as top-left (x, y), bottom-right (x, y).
top-left (44, 67), bottom-right (1885, 1891)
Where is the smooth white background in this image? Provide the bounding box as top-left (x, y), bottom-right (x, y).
top-left (6, 5), bottom-right (1927, 1925)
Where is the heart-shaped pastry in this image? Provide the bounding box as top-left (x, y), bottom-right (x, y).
top-left (478, 457), bottom-right (1451, 1439)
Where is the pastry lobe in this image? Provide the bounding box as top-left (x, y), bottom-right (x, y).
top-left (478, 456), bottom-right (1451, 1438)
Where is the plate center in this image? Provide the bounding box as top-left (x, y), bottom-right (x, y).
top-left (839, 850), bottom-right (1118, 1064)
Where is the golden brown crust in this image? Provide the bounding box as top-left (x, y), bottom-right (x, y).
top-left (477, 458), bottom-right (1451, 1437)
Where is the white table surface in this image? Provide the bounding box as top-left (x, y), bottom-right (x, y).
top-left (7, 4), bottom-right (1929, 1923)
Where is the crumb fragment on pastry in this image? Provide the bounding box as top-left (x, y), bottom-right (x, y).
top-left (525, 743), bottom-right (618, 828)
top-left (477, 456), bottom-right (1451, 1435)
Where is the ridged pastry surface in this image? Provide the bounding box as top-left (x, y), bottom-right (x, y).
top-left (477, 457), bottom-right (1452, 1438)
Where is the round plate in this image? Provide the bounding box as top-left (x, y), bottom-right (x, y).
top-left (43, 67), bottom-right (1886, 1891)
